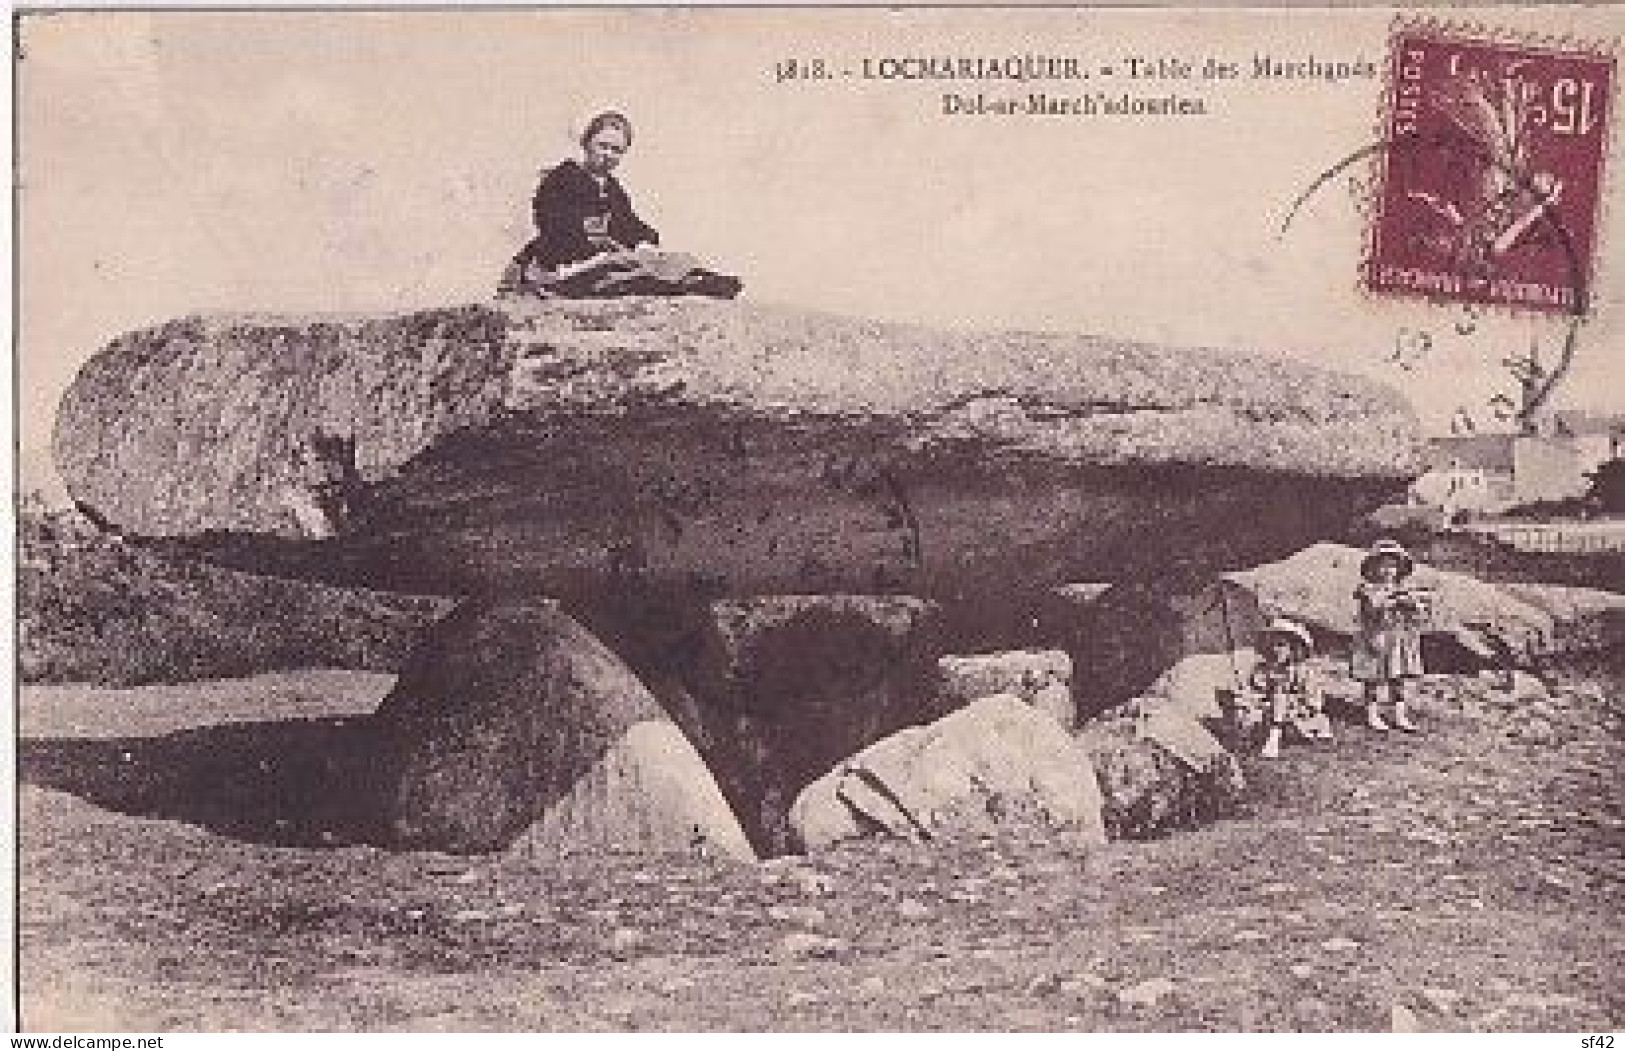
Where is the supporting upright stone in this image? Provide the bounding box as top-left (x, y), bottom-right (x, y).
top-left (373, 599), bottom-right (753, 859)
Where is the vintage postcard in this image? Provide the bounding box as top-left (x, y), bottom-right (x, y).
top-left (12, 4), bottom-right (1624, 1035)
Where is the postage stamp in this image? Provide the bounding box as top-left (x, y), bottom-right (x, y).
top-left (1363, 21), bottom-right (1617, 316)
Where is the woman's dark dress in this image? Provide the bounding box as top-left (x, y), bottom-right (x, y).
top-left (516, 159), bottom-right (660, 272)
top-left (504, 159), bottom-right (741, 299)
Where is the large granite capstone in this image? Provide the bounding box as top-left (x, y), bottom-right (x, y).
top-left (54, 298), bottom-right (1422, 605)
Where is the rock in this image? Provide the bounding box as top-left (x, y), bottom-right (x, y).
top-left (1077, 709), bottom-right (1246, 840)
top-left (1063, 578), bottom-right (1268, 720)
top-left (776, 932), bottom-right (850, 961)
top-left (1062, 972), bottom-right (1109, 995)
top-left (1117, 978), bottom-right (1176, 1008)
top-left (856, 975), bottom-right (888, 999)
top-left (936, 649), bottom-right (1075, 729)
top-left (788, 695), bottom-right (1108, 852)
top-left (375, 599), bottom-right (753, 859)
top-left (56, 300), bottom-right (1419, 602)
top-left (1319, 937), bottom-right (1361, 952)
top-left (1390, 1004), bottom-right (1423, 1032)
top-left (1228, 543), bottom-right (1564, 665)
top-left (19, 511), bottom-right (453, 687)
top-left (1026, 974), bottom-right (1064, 996)
top-left (640, 594), bottom-right (942, 857)
top-left (606, 927), bottom-right (647, 957)
top-left (1512, 717), bottom-right (1557, 745)
top-left (1421, 988), bottom-right (1462, 1012)
top-left (1500, 583), bottom-right (1625, 655)
top-left (1289, 964), bottom-right (1314, 980)
top-left (1490, 670), bottom-right (1549, 701)
top-left (512, 719), bottom-right (756, 861)
top-left (766, 905), bottom-right (828, 927)
top-left (896, 898), bottom-right (932, 921)
top-left (1144, 649), bottom-right (1260, 722)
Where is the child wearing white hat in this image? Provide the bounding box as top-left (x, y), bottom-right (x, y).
top-left (1243, 617), bottom-right (1331, 759)
top-left (1351, 539), bottom-right (1431, 732)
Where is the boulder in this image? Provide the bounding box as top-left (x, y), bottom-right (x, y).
top-left (511, 720), bottom-right (754, 861)
top-left (19, 509), bottom-right (452, 687)
top-left (1226, 542), bottom-right (1556, 661)
top-left (1063, 577), bottom-right (1267, 720)
top-left (936, 649), bottom-right (1075, 727)
top-left (789, 694), bottom-right (1108, 852)
top-left (630, 594), bottom-right (944, 857)
top-left (1499, 583), bottom-right (1625, 656)
top-left (1141, 648), bottom-right (1261, 722)
top-left (1077, 708), bottom-right (1246, 839)
top-left (54, 299), bottom-right (1420, 606)
top-left (373, 598), bottom-right (751, 857)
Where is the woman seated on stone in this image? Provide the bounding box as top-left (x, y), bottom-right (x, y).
top-left (502, 111), bottom-right (741, 300)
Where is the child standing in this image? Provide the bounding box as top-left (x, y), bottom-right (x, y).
top-left (1351, 539), bottom-right (1431, 733)
top-left (1245, 617), bottom-right (1331, 758)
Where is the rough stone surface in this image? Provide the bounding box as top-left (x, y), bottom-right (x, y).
top-left (1076, 708), bottom-right (1247, 840)
top-left (510, 720), bottom-right (755, 862)
top-left (55, 299), bottom-right (1420, 602)
top-left (1227, 543), bottom-right (1563, 660)
top-left (632, 594), bottom-right (944, 857)
top-left (789, 694), bottom-right (1108, 853)
top-left (1063, 578), bottom-right (1267, 721)
top-left (1142, 649), bottom-right (1261, 722)
top-left (374, 599), bottom-right (747, 856)
top-left (936, 650), bottom-right (1075, 728)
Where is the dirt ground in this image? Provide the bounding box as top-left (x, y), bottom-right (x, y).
top-left (16, 663), bottom-right (1624, 1032)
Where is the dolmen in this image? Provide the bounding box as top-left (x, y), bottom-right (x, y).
top-left (53, 297), bottom-right (1423, 857)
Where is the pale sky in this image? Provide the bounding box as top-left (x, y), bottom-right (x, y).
top-left (17, 6), bottom-right (1625, 458)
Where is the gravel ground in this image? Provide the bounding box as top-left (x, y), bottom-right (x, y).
top-left (17, 664), bottom-right (1624, 1032)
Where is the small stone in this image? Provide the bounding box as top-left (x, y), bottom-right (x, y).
top-left (793, 870), bottom-right (837, 897)
top-left (1294, 997), bottom-right (1333, 1020)
top-left (1117, 978), bottom-right (1176, 1008)
top-left (1258, 881), bottom-right (1296, 895)
top-left (607, 927), bottom-right (647, 956)
top-left (1319, 937), bottom-right (1361, 952)
top-left (1061, 972), bottom-right (1109, 995)
top-left (1391, 1004), bottom-right (1423, 1032)
top-left (786, 991), bottom-right (821, 1008)
top-left (767, 904), bottom-right (827, 927)
top-left (1232, 929), bottom-right (1270, 943)
top-left (856, 975), bottom-right (887, 999)
top-left (404, 908), bottom-right (426, 920)
top-left (896, 898), bottom-right (932, 921)
top-left (1421, 988), bottom-right (1461, 1011)
top-left (1145, 885), bottom-right (1168, 896)
top-left (777, 932), bottom-right (850, 960)
top-left (1026, 974), bottom-right (1063, 996)
top-left (454, 869), bottom-right (480, 885)
top-left (1289, 964), bottom-right (1314, 980)
top-left (450, 908), bottom-right (492, 923)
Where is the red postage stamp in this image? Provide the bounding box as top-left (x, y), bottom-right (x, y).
top-left (1363, 23), bottom-right (1617, 316)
